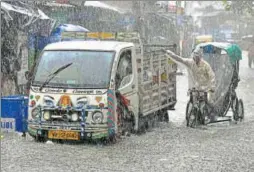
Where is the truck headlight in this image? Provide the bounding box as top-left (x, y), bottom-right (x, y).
top-left (31, 108), bottom-right (40, 119)
top-left (92, 111), bottom-right (103, 123)
top-left (43, 111), bottom-right (51, 120)
top-left (71, 113), bottom-right (79, 122)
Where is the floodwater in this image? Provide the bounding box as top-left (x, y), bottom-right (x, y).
top-left (2, 51), bottom-right (254, 172)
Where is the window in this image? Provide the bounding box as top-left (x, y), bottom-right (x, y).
top-left (33, 50), bottom-right (114, 89)
top-left (115, 50), bottom-right (132, 89)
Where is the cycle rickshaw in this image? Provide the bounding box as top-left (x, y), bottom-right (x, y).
top-left (186, 42), bottom-right (244, 127)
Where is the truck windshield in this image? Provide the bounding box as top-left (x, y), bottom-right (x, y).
top-left (32, 50), bottom-right (114, 89)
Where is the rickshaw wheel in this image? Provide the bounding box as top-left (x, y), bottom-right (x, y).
top-left (185, 101), bottom-right (193, 126)
top-left (202, 105), bottom-right (209, 125)
top-left (231, 97), bottom-right (239, 122)
top-left (221, 93), bottom-right (231, 117)
top-left (238, 99), bottom-right (244, 122)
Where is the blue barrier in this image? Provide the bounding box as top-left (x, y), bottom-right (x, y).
top-left (1, 95), bottom-right (28, 133)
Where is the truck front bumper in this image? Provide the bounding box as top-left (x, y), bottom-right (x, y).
top-left (28, 121), bottom-right (109, 140)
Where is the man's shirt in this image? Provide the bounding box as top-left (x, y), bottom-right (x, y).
top-left (167, 54), bottom-right (216, 91)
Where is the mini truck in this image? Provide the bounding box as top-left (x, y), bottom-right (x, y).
top-left (27, 32), bottom-right (177, 142)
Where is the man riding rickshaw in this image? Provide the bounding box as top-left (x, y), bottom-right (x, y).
top-left (165, 42), bottom-right (244, 127)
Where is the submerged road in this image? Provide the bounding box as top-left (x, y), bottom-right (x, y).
top-left (2, 51), bottom-right (254, 172)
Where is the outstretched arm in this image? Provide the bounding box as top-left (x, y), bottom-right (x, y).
top-left (165, 50), bottom-right (192, 68)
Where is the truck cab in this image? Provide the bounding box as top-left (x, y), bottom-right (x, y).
top-left (28, 39), bottom-right (140, 140)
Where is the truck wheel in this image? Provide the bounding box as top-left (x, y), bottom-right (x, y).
top-left (137, 116), bottom-right (147, 134)
top-left (158, 110), bottom-right (164, 122)
top-left (151, 113), bottom-right (159, 128)
top-left (159, 109), bottom-right (169, 122)
top-left (164, 110), bottom-right (169, 122)
top-left (108, 134), bottom-right (117, 144)
top-left (146, 120), bottom-right (152, 132)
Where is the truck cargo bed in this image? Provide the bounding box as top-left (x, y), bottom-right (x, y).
top-left (137, 44), bottom-right (177, 115)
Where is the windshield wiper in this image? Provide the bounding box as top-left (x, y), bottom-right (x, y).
top-left (39, 63), bottom-right (73, 91)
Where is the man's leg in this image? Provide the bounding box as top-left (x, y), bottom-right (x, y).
top-left (206, 92), bottom-right (217, 122)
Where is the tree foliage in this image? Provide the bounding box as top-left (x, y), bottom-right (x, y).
top-left (222, 1), bottom-right (254, 15)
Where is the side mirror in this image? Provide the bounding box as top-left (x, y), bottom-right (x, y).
top-left (126, 66), bottom-right (132, 74)
top-left (115, 89), bottom-right (121, 96)
top-left (119, 75), bottom-right (131, 89)
top-left (25, 71), bottom-right (30, 80)
top-left (116, 73), bottom-right (121, 80)
top-left (115, 73), bottom-right (121, 89)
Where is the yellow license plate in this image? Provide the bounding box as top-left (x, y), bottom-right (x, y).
top-left (48, 130), bottom-right (79, 140)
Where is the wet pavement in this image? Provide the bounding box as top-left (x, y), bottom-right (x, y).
top-left (1, 51), bottom-right (254, 172)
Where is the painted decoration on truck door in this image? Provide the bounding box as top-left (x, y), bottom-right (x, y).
top-left (107, 89), bottom-right (115, 136)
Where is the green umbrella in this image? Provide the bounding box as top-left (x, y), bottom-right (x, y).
top-left (197, 42), bottom-right (242, 63)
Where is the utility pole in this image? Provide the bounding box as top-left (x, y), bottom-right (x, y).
top-left (132, 1), bottom-right (155, 44)
top-left (132, 1), bottom-right (145, 43)
top-left (176, 1), bottom-right (182, 56)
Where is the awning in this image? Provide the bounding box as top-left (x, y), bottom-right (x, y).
top-left (84, 1), bottom-right (125, 14)
top-left (44, 2), bottom-right (75, 8)
top-left (1, 2), bottom-right (55, 36)
top-left (1, 2), bottom-right (51, 20)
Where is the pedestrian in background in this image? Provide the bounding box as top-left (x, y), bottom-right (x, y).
top-left (247, 39), bottom-right (254, 68)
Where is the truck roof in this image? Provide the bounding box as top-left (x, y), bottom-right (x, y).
top-left (44, 41), bottom-right (134, 51)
